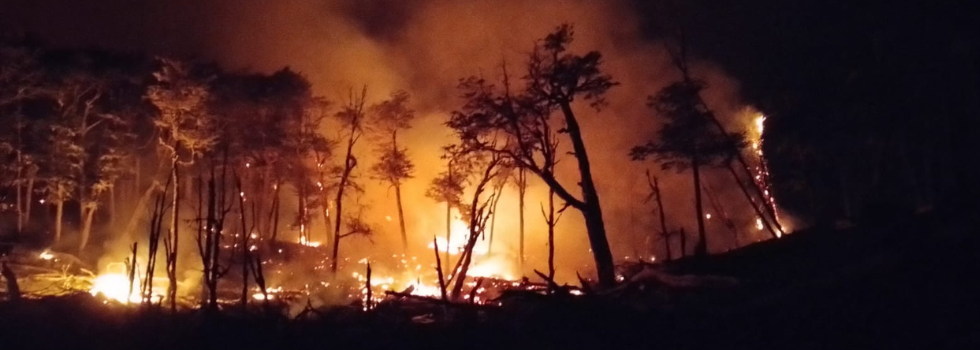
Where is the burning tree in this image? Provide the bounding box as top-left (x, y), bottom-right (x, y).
top-left (631, 80), bottom-right (745, 257)
top-left (447, 24), bottom-right (619, 287)
top-left (368, 90), bottom-right (415, 252)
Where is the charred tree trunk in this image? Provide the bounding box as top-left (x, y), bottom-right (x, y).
top-left (330, 152), bottom-right (356, 273)
top-left (559, 103), bottom-right (614, 288)
top-left (54, 194), bottom-right (64, 244)
top-left (24, 176), bottom-right (34, 230)
top-left (167, 156), bottom-right (180, 312)
top-left (269, 181), bottom-right (281, 241)
top-left (395, 183), bottom-right (408, 252)
top-left (78, 204), bottom-right (97, 252)
top-left (108, 186), bottom-right (116, 227)
top-left (487, 180), bottom-right (505, 255)
top-left (651, 174), bottom-right (671, 261)
top-left (517, 167), bottom-right (526, 270)
top-left (546, 189), bottom-right (556, 282)
top-left (445, 201), bottom-right (451, 268)
top-left (433, 236), bottom-right (448, 302)
top-left (15, 169), bottom-right (22, 235)
top-left (692, 158), bottom-right (708, 257)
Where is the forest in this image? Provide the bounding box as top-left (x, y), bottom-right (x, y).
top-left (1, 0), bottom-right (978, 349)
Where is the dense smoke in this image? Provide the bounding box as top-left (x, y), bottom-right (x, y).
top-left (2, 0), bottom-right (770, 283)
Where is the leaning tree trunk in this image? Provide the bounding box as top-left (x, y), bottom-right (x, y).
top-left (78, 204), bottom-right (97, 252)
top-left (394, 183), bottom-right (408, 252)
top-left (559, 103), bottom-right (615, 288)
top-left (692, 159), bottom-right (708, 257)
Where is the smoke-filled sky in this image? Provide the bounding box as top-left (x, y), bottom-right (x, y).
top-left (2, 0), bottom-right (772, 281)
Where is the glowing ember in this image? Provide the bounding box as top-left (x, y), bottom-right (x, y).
top-left (299, 236), bottom-right (322, 247)
top-left (745, 108), bottom-right (787, 237)
top-left (38, 250), bottom-right (54, 260)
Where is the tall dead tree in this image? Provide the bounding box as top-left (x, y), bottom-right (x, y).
top-left (330, 87), bottom-right (367, 274)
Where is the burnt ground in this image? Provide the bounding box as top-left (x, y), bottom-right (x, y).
top-left (1, 205), bottom-right (979, 350)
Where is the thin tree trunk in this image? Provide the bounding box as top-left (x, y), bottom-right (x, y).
top-left (487, 184), bottom-right (503, 255)
top-left (547, 189), bottom-right (556, 283)
top-left (78, 205), bottom-right (96, 252)
top-left (270, 182), bottom-right (280, 241)
top-left (692, 160), bottom-right (708, 257)
top-left (15, 168), bottom-right (22, 235)
top-left (652, 175), bottom-right (671, 261)
top-left (168, 157), bottom-right (180, 312)
top-left (433, 236), bottom-right (448, 302)
top-left (445, 202), bottom-right (451, 268)
top-left (331, 173), bottom-right (347, 274)
top-left (24, 177), bottom-right (34, 229)
top-left (517, 168), bottom-right (526, 270)
top-left (54, 199), bottom-right (64, 244)
top-left (108, 186), bottom-right (116, 227)
top-left (395, 183), bottom-right (408, 252)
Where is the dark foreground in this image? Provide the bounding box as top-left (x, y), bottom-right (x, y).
top-left (2, 207), bottom-right (979, 350)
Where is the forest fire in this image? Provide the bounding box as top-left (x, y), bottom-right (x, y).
top-left (4, 10), bottom-right (787, 317)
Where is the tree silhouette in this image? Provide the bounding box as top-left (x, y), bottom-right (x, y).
top-left (425, 145), bottom-right (470, 266)
top-left (369, 90), bottom-right (415, 252)
top-left (330, 87), bottom-right (368, 274)
top-left (146, 58), bottom-right (216, 311)
top-left (631, 80), bottom-right (745, 257)
top-left (448, 24), bottom-right (619, 287)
